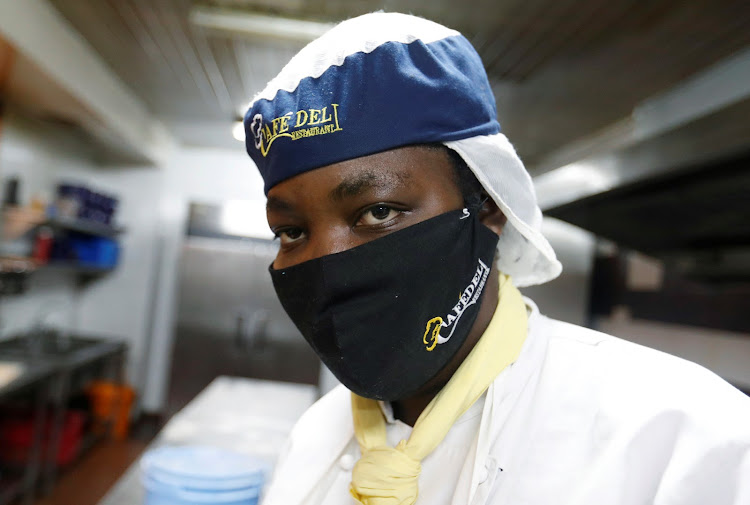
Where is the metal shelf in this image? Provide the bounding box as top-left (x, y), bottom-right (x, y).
top-left (43, 262), bottom-right (115, 277)
top-left (0, 259), bottom-right (114, 277)
top-left (0, 257), bottom-right (36, 296)
top-left (0, 258), bottom-right (115, 295)
top-left (43, 217), bottom-right (124, 239)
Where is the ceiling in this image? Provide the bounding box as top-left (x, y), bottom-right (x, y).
top-left (47, 0), bottom-right (750, 168)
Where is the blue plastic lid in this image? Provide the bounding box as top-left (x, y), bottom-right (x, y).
top-left (141, 446), bottom-right (268, 492)
top-left (142, 475), bottom-right (260, 504)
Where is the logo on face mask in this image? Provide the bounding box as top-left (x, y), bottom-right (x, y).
top-left (250, 103), bottom-right (343, 157)
top-left (423, 258), bottom-right (491, 351)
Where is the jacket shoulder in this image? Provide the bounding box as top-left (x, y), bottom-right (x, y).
top-left (536, 315), bottom-right (750, 431)
top-left (262, 385), bottom-right (353, 505)
top-left (277, 384), bottom-right (352, 465)
top-left (507, 316), bottom-right (750, 504)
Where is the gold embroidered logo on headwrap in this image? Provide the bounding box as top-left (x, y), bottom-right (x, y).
top-left (423, 258), bottom-right (491, 351)
top-left (250, 103), bottom-right (343, 157)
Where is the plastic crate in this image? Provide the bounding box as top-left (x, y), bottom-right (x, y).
top-left (0, 409), bottom-right (86, 467)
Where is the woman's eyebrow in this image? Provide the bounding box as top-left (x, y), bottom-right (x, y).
top-left (266, 195), bottom-right (295, 213)
top-left (329, 170), bottom-right (410, 202)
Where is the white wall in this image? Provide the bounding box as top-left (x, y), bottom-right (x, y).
top-left (0, 109), bottom-right (162, 392)
top-left (74, 166), bottom-right (164, 390)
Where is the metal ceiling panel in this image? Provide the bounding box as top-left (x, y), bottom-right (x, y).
top-left (46, 0), bottom-right (750, 159)
top-left (545, 148), bottom-right (750, 285)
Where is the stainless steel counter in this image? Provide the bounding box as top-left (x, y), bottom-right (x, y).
top-left (0, 334), bottom-right (125, 398)
top-left (0, 334), bottom-right (127, 505)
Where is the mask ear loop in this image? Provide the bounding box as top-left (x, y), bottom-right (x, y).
top-left (464, 196), bottom-right (490, 216)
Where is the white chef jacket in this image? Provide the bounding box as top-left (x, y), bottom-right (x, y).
top-left (262, 299), bottom-right (750, 505)
top-left (304, 394), bottom-right (486, 505)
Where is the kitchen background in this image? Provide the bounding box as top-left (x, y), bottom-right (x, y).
top-left (0, 0), bottom-right (748, 504)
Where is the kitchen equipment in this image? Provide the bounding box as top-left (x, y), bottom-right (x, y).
top-left (64, 235), bottom-right (120, 269)
top-left (0, 409), bottom-right (86, 467)
top-left (86, 380), bottom-right (135, 440)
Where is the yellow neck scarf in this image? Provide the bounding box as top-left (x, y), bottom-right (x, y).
top-left (350, 273), bottom-right (528, 505)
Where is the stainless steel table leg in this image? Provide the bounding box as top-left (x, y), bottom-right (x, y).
top-left (21, 379), bottom-right (49, 505)
top-left (42, 371), bottom-right (70, 495)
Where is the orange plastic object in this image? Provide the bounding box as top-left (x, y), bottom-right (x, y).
top-left (86, 381), bottom-right (135, 440)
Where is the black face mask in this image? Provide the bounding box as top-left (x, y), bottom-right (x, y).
top-left (269, 208), bottom-right (499, 401)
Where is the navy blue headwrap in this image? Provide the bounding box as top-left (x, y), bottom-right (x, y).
top-left (244, 15), bottom-right (499, 194)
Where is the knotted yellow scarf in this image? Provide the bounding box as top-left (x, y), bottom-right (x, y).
top-left (350, 273), bottom-right (528, 505)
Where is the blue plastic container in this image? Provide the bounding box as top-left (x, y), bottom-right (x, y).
top-left (69, 236), bottom-right (120, 269)
top-left (141, 446), bottom-right (268, 505)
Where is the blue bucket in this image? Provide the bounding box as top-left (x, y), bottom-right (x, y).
top-left (141, 446), bottom-right (268, 505)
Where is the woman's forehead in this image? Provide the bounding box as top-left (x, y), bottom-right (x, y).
top-left (267, 145), bottom-right (457, 202)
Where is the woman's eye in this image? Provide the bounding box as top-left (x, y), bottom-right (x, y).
top-left (358, 205), bottom-right (399, 226)
top-left (275, 227), bottom-right (305, 246)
